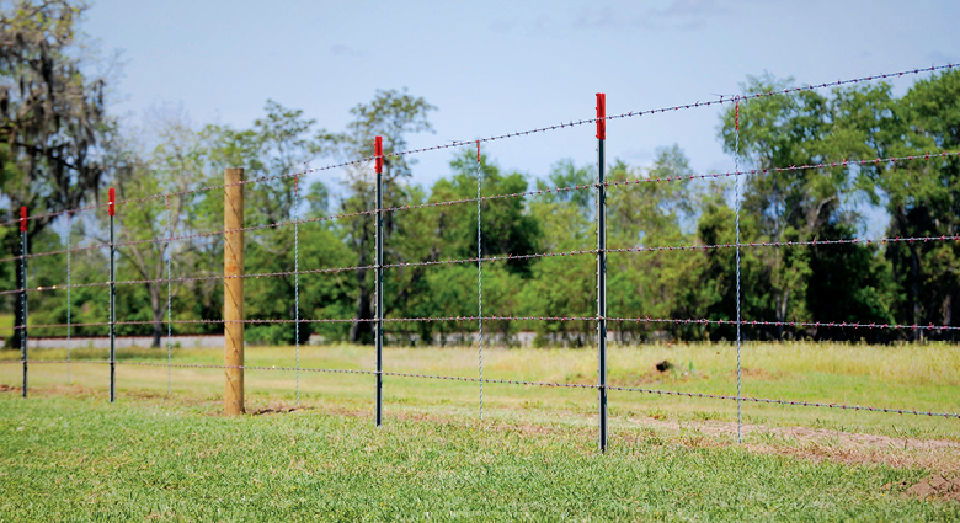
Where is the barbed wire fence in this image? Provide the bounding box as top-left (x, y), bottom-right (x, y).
top-left (3, 63), bottom-right (960, 451)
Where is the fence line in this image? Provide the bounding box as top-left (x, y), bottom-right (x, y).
top-left (17, 315), bottom-right (960, 333)
top-left (4, 150), bottom-right (959, 266)
top-left (4, 358), bottom-right (958, 419)
top-left (5, 62), bottom-right (960, 452)
top-left (6, 233), bottom-right (960, 297)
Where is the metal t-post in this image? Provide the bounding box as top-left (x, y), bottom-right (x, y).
top-left (108, 188), bottom-right (116, 402)
top-left (596, 93), bottom-right (608, 452)
top-left (19, 206), bottom-right (28, 398)
top-left (374, 136), bottom-right (384, 426)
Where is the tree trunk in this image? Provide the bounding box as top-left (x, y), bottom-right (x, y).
top-left (943, 293), bottom-right (952, 328)
top-left (909, 243), bottom-right (922, 342)
top-left (350, 218), bottom-right (373, 344)
top-left (776, 289), bottom-right (790, 341)
top-left (150, 282), bottom-right (163, 348)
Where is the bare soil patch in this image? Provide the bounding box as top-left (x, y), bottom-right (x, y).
top-left (884, 475), bottom-right (960, 502)
top-left (628, 416), bottom-right (960, 473)
top-left (905, 475), bottom-right (960, 502)
top-left (252, 401), bottom-right (309, 415)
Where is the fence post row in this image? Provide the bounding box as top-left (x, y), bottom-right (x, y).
top-left (19, 206), bottom-right (28, 398)
top-left (224, 168), bottom-right (245, 415)
top-left (596, 93), bottom-right (608, 453)
top-left (108, 187), bottom-right (117, 402)
top-left (7, 67), bottom-right (960, 447)
top-left (374, 136), bottom-right (385, 427)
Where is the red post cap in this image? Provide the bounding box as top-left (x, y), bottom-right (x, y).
top-left (108, 187), bottom-right (116, 216)
top-left (596, 93), bottom-right (607, 140)
top-left (19, 206), bottom-right (26, 232)
top-left (374, 136), bottom-right (384, 174)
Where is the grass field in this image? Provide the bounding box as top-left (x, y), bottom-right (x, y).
top-left (0, 313), bottom-right (11, 339)
top-left (1, 342), bottom-right (959, 519)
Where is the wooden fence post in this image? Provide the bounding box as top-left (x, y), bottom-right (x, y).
top-left (224, 168), bottom-right (245, 415)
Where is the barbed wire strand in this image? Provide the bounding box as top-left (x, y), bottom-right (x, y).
top-left (4, 149), bottom-right (958, 266)
top-left (20, 315), bottom-right (960, 333)
top-left (7, 232), bottom-right (959, 297)
top-left (274, 63), bottom-right (960, 186)
top-left (5, 358), bottom-right (957, 419)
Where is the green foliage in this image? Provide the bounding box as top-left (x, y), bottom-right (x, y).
top-left (0, 0), bottom-right (110, 348)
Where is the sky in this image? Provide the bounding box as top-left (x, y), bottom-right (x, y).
top-left (84, 0), bottom-right (959, 200)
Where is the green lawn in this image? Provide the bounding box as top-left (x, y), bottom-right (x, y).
top-left (1, 342), bottom-right (959, 519)
top-left (0, 393), bottom-right (958, 520)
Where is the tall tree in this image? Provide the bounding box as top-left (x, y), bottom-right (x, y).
top-left (318, 88), bottom-right (435, 343)
top-left (110, 114), bottom-right (208, 347)
top-left (0, 0), bottom-right (109, 346)
top-left (882, 70), bottom-right (960, 337)
top-left (719, 76), bottom-right (895, 338)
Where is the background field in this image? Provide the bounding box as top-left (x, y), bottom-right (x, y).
top-left (0, 314), bottom-right (12, 339)
top-left (3, 342), bottom-right (959, 439)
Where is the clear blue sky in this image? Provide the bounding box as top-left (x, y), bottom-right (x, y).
top-left (84, 0), bottom-right (959, 190)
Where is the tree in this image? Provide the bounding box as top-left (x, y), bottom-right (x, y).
top-left (718, 75), bottom-right (895, 338)
top-left (318, 88), bottom-right (436, 343)
top-left (881, 70), bottom-right (960, 338)
top-left (604, 148), bottom-right (697, 341)
top-left (0, 0), bottom-right (109, 346)
top-left (110, 112), bottom-right (208, 347)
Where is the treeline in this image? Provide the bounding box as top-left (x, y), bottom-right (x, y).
top-left (2, 69), bottom-right (959, 346)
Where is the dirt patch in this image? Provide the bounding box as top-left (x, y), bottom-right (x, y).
top-left (905, 475), bottom-right (960, 502)
top-left (884, 475), bottom-right (960, 502)
top-left (252, 401), bottom-right (308, 415)
top-left (748, 441), bottom-right (960, 473)
top-left (639, 417), bottom-right (960, 451)
top-left (628, 416), bottom-right (960, 473)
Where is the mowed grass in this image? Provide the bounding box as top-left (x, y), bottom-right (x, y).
top-left (1, 394), bottom-right (959, 520)
top-left (1, 342), bottom-right (960, 519)
top-left (1, 342), bottom-right (958, 440)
